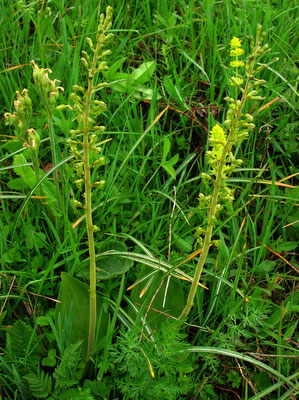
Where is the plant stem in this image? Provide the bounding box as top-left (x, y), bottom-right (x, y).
top-left (31, 152), bottom-right (41, 196)
top-left (47, 116), bottom-right (62, 210)
top-left (84, 40), bottom-right (103, 358)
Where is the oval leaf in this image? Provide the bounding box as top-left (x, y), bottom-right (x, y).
top-left (55, 273), bottom-right (108, 358)
top-left (130, 61), bottom-right (156, 84)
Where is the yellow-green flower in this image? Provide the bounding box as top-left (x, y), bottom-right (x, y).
top-left (230, 36), bottom-right (242, 48)
top-left (230, 48), bottom-right (244, 57)
top-left (209, 124), bottom-right (227, 160)
top-left (229, 77), bottom-right (244, 86)
top-left (230, 60), bottom-right (244, 68)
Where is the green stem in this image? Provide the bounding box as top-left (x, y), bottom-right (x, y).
top-left (36, 14), bottom-right (45, 67)
top-left (31, 152), bottom-right (41, 196)
top-left (47, 116), bottom-right (61, 209)
top-left (179, 41), bottom-right (260, 320)
top-left (85, 39), bottom-right (104, 358)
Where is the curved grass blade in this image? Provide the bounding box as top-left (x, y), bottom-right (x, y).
top-left (180, 347), bottom-right (297, 389)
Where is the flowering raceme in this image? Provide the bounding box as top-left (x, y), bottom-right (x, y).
top-left (179, 25), bottom-right (270, 320)
top-left (209, 124), bottom-right (227, 161)
top-left (229, 36), bottom-right (244, 86)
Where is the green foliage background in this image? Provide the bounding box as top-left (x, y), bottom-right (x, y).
top-left (0, 0), bottom-right (298, 399)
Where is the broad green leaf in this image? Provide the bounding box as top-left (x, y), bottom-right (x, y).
top-left (168, 153), bottom-right (179, 167)
top-left (55, 273), bottom-right (108, 358)
top-left (110, 76), bottom-right (129, 93)
top-left (255, 260), bottom-right (276, 276)
top-left (130, 61), bottom-right (156, 84)
top-left (131, 84), bottom-right (161, 100)
top-left (273, 240), bottom-right (298, 252)
top-left (40, 17), bottom-right (56, 41)
top-left (52, 55), bottom-right (67, 82)
top-left (103, 57), bottom-right (127, 80)
top-left (129, 267), bottom-right (185, 330)
top-left (252, 372), bottom-right (272, 392)
top-left (36, 316), bottom-right (50, 326)
top-left (161, 163), bottom-right (176, 179)
top-left (13, 154), bottom-right (36, 189)
top-left (173, 234), bottom-right (193, 253)
top-left (283, 320), bottom-right (298, 340)
top-left (41, 179), bottom-right (61, 217)
top-left (7, 177), bottom-right (28, 190)
top-left (96, 241), bottom-right (133, 280)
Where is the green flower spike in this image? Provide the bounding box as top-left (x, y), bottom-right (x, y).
top-left (68, 6), bottom-right (113, 358)
top-left (4, 89), bottom-right (32, 138)
top-left (179, 25), bottom-right (269, 320)
top-left (30, 60), bottom-right (65, 207)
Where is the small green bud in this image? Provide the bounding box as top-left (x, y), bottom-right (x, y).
top-left (97, 61), bottom-right (108, 71)
top-left (95, 82), bottom-right (109, 90)
top-left (69, 129), bottom-right (81, 135)
top-left (93, 125), bottom-right (106, 133)
top-left (224, 96), bottom-right (236, 103)
top-left (81, 51), bottom-right (91, 62)
top-left (99, 50), bottom-right (112, 58)
top-left (224, 119), bottom-right (232, 127)
top-left (89, 134), bottom-right (98, 145)
top-left (92, 225), bottom-right (100, 232)
top-left (72, 85), bottom-right (85, 92)
top-left (247, 90), bottom-right (258, 98)
top-left (201, 173), bottom-right (212, 181)
top-left (67, 138), bottom-right (79, 145)
top-left (253, 79), bottom-right (266, 87)
top-left (244, 113), bottom-right (254, 122)
top-left (73, 200), bottom-right (84, 208)
top-left (92, 157), bottom-right (105, 167)
top-left (236, 131), bottom-right (249, 140)
top-left (257, 64), bottom-right (267, 71)
top-left (81, 57), bottom-right (89, 69)
top-left (86, 37), bottom-right (94, 49)
top-left (105, 33), bottom-right (114, 41)
top-left (226, 109), bottom-right (235, 119)
top-left (49, 92), bottom-right (58, 105)
top-left (91, 146), bottom-right (103, 154)
top-left (250, 96), bottom-right (264, 101)
top-left (74, 179), bottom-right (84, 185)
top-left (93, 180), bottom-right (105, 189)
top-left (27, 128), bottom-right (40, 153)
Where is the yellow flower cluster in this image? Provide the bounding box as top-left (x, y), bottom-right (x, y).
top-left (209, 124), bottom-right (227, 160)
top-left (229, 36), bottom-right (244, 85)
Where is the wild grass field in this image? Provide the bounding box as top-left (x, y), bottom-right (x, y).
top-left (0, 1), bottom-right (298, 399)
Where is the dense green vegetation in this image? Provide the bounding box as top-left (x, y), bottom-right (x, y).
top-left (0, 1), bottom-right (298, 399)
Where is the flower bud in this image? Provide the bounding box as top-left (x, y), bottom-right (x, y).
top-left (86, 37), bottom-right (94, 49)
top-left (92, 225), bottom-right (100, 232)
top-left (81, 57), bottom-right (89, 69)
top-left (94, 180), bottom-right (105, 189)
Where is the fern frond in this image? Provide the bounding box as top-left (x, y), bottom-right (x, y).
top-left (53, 341), bottom-right (82, 389)
top-left (6, 320), bottom-right (43, 372)
top-left (6, 320), bottom-right (36, 360)
top-left (24, 370), bottom-right (52, 399)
